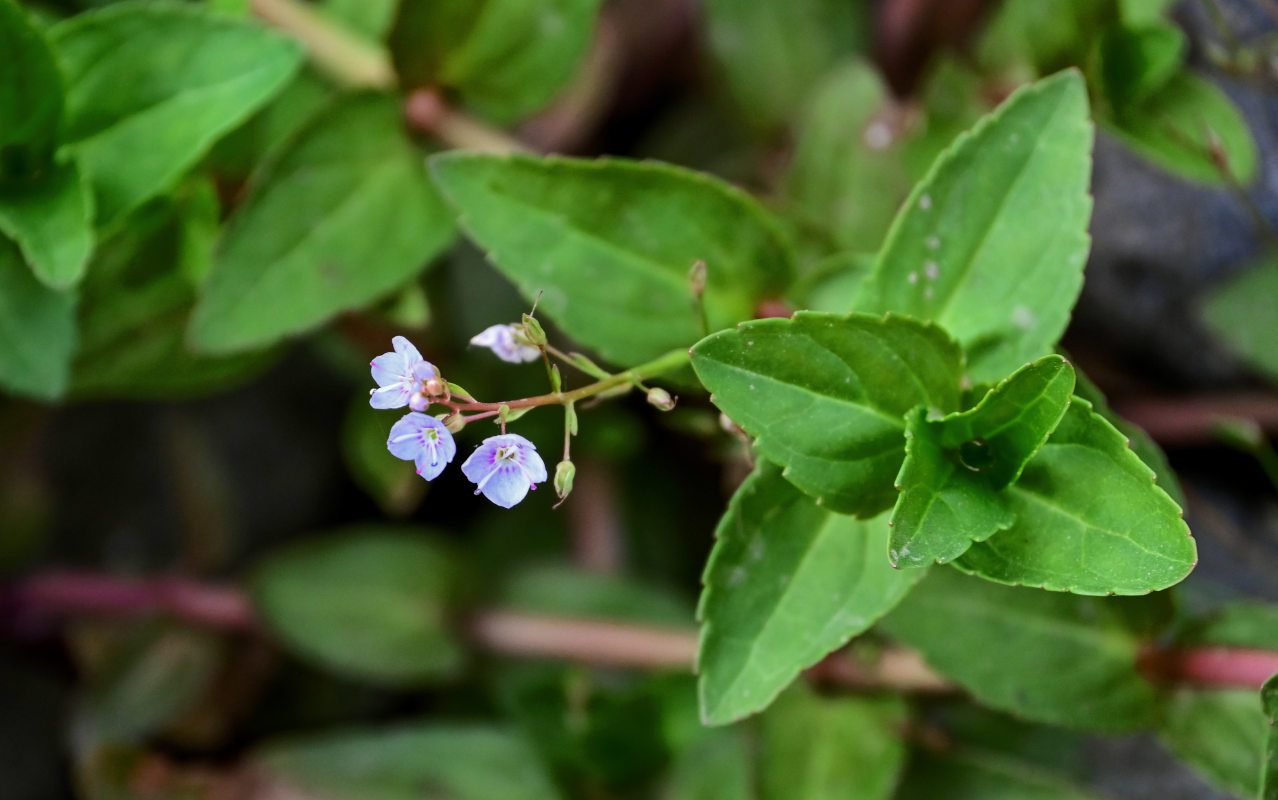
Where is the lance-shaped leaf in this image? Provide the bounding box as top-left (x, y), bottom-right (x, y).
top-left (50, 1), bottom-right (302, 225)
top-left (0, 237), bottom-right (76, 400)
top-left (430, 152), bottom-right (794, 367)
top-left (190, 94), bottom-right (454, 354)
top-left (881, 568), bottom-right (1159, 731)
top-left (0, 0), bottom-right (63, 169)
top-left (890, 356), bottom-right (1075, 567)
top-left (698, 463), bottom-right (925, 725)
top-left (954, 397), bottom-right (1196, 595)
top-left (0, 160), bottom-right (94, 289)
top-left (853, 70), bottom-right (1093, 383)
top-left (691, 312), bottom-right (962, 516)
top-left (896, 749), bottom-right (1107, 800)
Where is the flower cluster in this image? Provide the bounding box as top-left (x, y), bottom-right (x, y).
top-left (370, 335), bottom-right (547, 508)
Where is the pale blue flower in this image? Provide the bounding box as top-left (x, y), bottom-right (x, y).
top-left (387, 412), bottom-right (457, 480)
top-left (470, 324), bottom-right (540, 364)
top-left (370, 336), bottom-right (435, 409)
top-left (461, 433), bottom-right (548, 508)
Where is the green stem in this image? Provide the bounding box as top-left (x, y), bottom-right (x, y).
top-left (444, 348), bottom-right (690, 413)
top-left (250, 0), bottom-right (395, 88)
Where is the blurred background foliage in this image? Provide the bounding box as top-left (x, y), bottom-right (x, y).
top-left (3, 0), bottom-right (1278, 798)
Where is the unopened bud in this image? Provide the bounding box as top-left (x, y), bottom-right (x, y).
top-left (689, 259), bottom-right (707, 297)
top-left (554, 460), bottom-right (576, 502)
top-left (520, 313), bottom-right (548, 348)
top-left (424, 376), bottom-right (448, 397)
top-left (408, 392), bottom-right (430, 413)
top-left (647, 387), bottom-right (676, 411)
top-left (440, 413), bottom-right (465, 433)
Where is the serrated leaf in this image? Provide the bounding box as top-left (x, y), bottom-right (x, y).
top-left (691, 311), bottom-right (962, 516)
top-left (881, 567), bottom-right (1159, 731)
top-left (1071, 363), bottom-right (1184, 506)
top-left (251, 528), bottom-right (462, 686)
top-left (697, 463), bottom-right (925, 725)
top-left (390, 0), bottom-right (602, 124)
top-left (190, 93), bottom-right (454, 354)
top-left (895, 749), bottom-right (1105, 800)
top-left (1202, 252), bottom-right (1278, 383)
top-left (255, 724), bottom-right (560, 800)
top-left (854, 70), bottom-right (1093, 383)
top-left (1105, 70), bottom-right (1257, 185)
top-left (431, 152), bottom-right (794, 366)
top-left (890, 356), bottom-right (1075, 568)
top-left (50, 1), bottom-right (302, 225)
top-left (889, 406), bottom-right (1014, 568)
top-left (0, 237), bottom-right (76, 400)
top-left (0, 159), bottom-right (93, 288)
top-left (758, 687), bottom-right (907, 800)
top-left (954, 397), bottom-right (1196, 595)
top-left (0, 0), bottom-right (63, 171)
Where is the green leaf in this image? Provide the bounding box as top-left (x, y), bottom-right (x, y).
top-left (190, 93), bottom-right (454, 354)
top-left (71, 181), bottom-right (271, 398)
top-left (975, 0), bottom-right (1110, 76)
top-left (896, 748), bottom-right (1105, 800)
top-left (1203, 252), bottom-right (1278, 382)
top-left (881, 568), bottom-right (1159, 731)
top-left (79, 625), bottom-right (224, 743)
top-left (1105, 70), bottom-right (1258, 185)
top-left (1160, 688), bottom-right (1264, 798)
top-left (853, 70), bottom-right (1093, 383)
top-left (50, 1), bottom-right (302, 225)
top-left (1071, 362), bottom-right (1185, 507)
top-left (251, 528), bottom-right (463, 686)
top-left (782, 60), bottom-right (911, 254)
top-left (390, 0), bottom-right (603, 124)
top-left (207, 66), bottom-right (333, 182)
top-left (256, 724), bottom-right (561, 800)
top-left (431, 152), bottom-right (795, 366)
top-left (758, 687), bottom-right (907, 800)
top-left (500, 564), bottom-right (692, 627)
top-left (697, 463), bottom-right (926, 725)
top-left (889, 356), bottom-right (1075, 568)
top-left (0, 237), bottom-right (76, 399)
top-left (664, 729), bottom-right (752, 800)
top-left (0, 159), bottom-right (93, 288)
top-left (320, 0), bottom-right (397, 39)
top-left (955, 397), bottom-right (1195, 595)
top-left (1262, 673), bottom-right (1278, 800)
top-left (691, 311), bottom-right (962, 516)
top-left (1097, 22), bottom-right (1185, 108)
top-left (702, 0), bottom-right (867, 133)
top-left (1119, 0), bottom-right (1177, 25)
top-left (0, 0), bottom-right (63, 173)
top-left (889, 406), bottom-right (1015, 568)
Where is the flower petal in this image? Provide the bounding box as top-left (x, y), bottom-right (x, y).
top-left (370, 351), bottom-right (407, 387)
top-left (392, 335), bottom-right (423, 365)
top-left (370, 383), bottom-right (411, 409)
top-left (476, 464), bottom-right (534, 508)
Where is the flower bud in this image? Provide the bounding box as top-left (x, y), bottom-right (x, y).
top-left (689, 259), bottom-right (707, 297)
top-left (646, 387), bottom-right (676, 411)
top-left (424, 376), bottom-right (448, 397)
top-left (520, 313), bottom-right (548, 348)
top-left (554, 459), bottom-right (575, 502)
top-left (408, 392), bottom-right (430, 413)
top-left (440, 412), bottom-right (466, 433)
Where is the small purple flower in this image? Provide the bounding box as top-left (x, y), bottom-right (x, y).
top-left (470, 324), bottom-right (540, 364)
top-left (370, 336), bottom-right (436, 409)
top-left (387, 412), bottom-right (457, 480)
top-left (461, 433), bottom-right (549, 508)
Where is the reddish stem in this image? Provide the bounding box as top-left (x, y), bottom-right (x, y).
top-left (1139, 645), bottom-right (1278, 689)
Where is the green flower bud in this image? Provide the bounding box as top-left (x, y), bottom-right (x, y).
top-left (520, 313), bottom-right (548, 348)
top-left (439, 412), bottom-right (466, 433)
top-left (647, 387), bottom-right (676, 411)
top-left (554, 459), bottom-right (576, 502)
